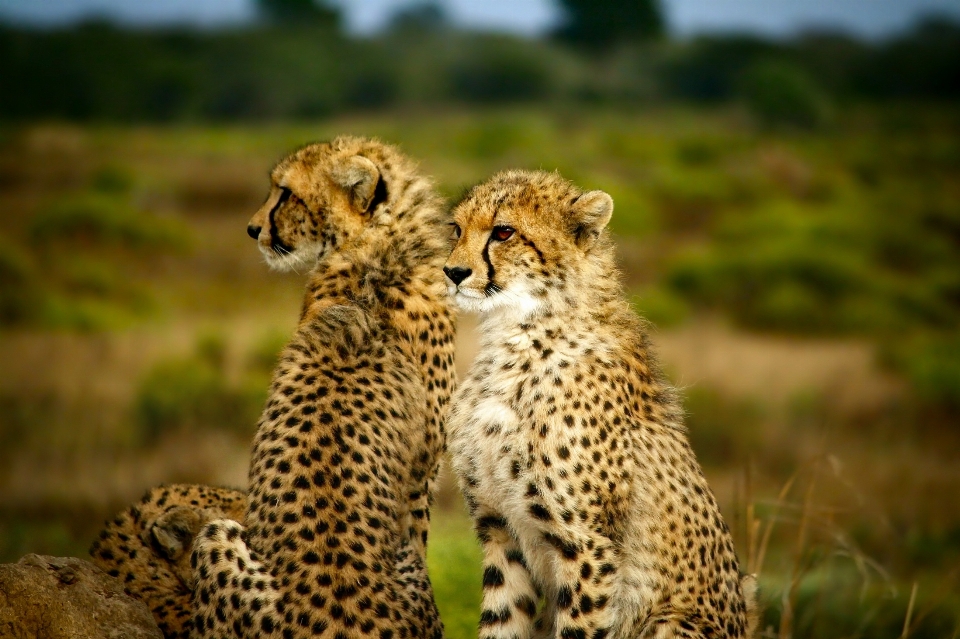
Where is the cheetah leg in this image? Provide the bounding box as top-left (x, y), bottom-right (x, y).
top-left (542, 530), bottom-right (619, 639)
top-left (475, 512), bottom-right (539, 639)
top-left (190, 518), bottom-right (281, 638)
top-left (386, 478), bottom-right (443, 639)
top-left (395, 536), bottom-right (443, 639)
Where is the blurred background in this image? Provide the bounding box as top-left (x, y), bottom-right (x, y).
top-left (1, 0), bottom-right (959, 636)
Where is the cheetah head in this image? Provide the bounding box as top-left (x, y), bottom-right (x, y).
top-left (444, 170), bottom-right (613, 316)
top-left (247, 136), bottom-right (388, 271)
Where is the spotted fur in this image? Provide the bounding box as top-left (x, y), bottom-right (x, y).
top-left (90, 484), bottom-right (247, 639)
top-left (445, 170), bottom-right (757, 639)
top-left (189, 136), bottom-right (457, 639)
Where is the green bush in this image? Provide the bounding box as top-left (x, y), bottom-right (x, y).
top-left (668, 240), bottom-right (895, 334)
top-left (37, 293), bottom-right (150, 331)
top-left (29, 194), bottom-right (191, 251)
top-left (0, 233), bottom-right (152, 330)
top-left (630, 287), bottom-right (689, 328)
top-left (447, 38), bottom-right (556, 104)
top-left (739, 60), bottom-right (833, 129)
top-left (0, 519), bottom-right (88, 565)
top-left (666, 197), bottom-right (958, 335)
top-left (134, 334), bottom-right (264, 444)
top-left (675, 138), bottom-right (722, 166)
top-left (885, 332), bottom-right (960, 411)
top-left (651, 166), bottom-right (744, 233)
top-left (248, 329), bottom-right (290, 376)
top-left (683, 387), bottom-right (761, 467)
top-left (90, 164), bottom-right (135, 193)
top-left (0, 191), bottom-right (194, 330)
top-left (0, 238), bottom-right (147, 330)
top-left (450, 117), bottom-right (529, 160)
top-left (603, 183), bottom-right (660, 237)
top-left (0, 238), bottom-right (42, 325)
top-left (56, 256), bottom-right (144, 301)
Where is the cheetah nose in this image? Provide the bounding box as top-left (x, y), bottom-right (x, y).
top-left (443, 266), bottom-right (472, 286)
top-left (247, 224), bottom-right (261, 239)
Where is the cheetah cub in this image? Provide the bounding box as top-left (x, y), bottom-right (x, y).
top-left (445, 170), bottom-right (757, 639)
top-left (90, 484), bottom-right (247, 639)
top-left (187, 136), bottom-right (456, 639)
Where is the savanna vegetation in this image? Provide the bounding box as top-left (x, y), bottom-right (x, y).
top-left (1, 1), bottom-right (958, 637)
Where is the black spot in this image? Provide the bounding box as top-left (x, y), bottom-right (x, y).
top-left (260, 616), bottom-right (275, 633)
top-left (544, 533), bottom-right (579, 560)
top-left (529, 504), bottom-right (551, 521)
top-left (333, 584), bottom-right (358, 600)
top-left (479, 607), bottom-right (511, 626)
top-left (516, 595), bottom-right (537, 617)
top-left (482, 566), bottom-right (505, 588)
top-left (475, 515), bottom-right (508, 542)
top-left (580, 594), bottom-right (594, 614)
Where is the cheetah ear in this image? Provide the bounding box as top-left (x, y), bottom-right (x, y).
top-left (331, 155), bottom-right (381, 213)
top-left (569, 190), bottom-right (613, 248)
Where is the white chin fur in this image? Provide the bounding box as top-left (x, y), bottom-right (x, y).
top-left (453, 286), bottom-right (542, 317)
top-left (259, 243), bottom-right (321, 273)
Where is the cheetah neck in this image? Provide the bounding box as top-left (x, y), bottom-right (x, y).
top-left (476, 303), bottom-right (613, 359)
top-left (473, 246), bottom-right (627, 361)
top-left (466, 260), bottom-right (681, 432)
top-left (300, 173), bottom-right (449, 322)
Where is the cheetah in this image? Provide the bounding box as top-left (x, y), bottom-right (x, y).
top-left (185, 135), bottom-right (457, 639)
top-left (444, 170), bottom-right (757, 639)
top-left (90, 484), bottom-right (247, 639)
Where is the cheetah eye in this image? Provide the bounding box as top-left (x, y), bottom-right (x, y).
top-left (491, 225), bottom-right (515, 242)
top-left (450, 223), bottom-right (462, 239)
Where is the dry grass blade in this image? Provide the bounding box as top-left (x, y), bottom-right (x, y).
top-left (748, 470), bottom-right (798, 576)
top-left (778, 462), bottom-right (819, 639)
top-left (900, 581), bottom-right (918, 639)
top-left (901, 566), bottom-right (960, 638)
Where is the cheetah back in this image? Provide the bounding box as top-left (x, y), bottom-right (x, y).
top-left (190, 136), bottom-right (456, 639)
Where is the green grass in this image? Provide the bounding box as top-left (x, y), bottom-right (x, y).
top-left (428, 509), bottom-right (483, 639)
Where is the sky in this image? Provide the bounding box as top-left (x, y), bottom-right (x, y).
top-left (1, 0), bottom-right (958, 39)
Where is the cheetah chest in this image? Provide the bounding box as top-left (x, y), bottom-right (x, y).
top-left (452, 393), bottom-right (523, 489)
top-left (449, 389), bottom-right (561, 588)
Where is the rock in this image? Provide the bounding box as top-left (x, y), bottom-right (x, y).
top-left (0, 554), bottom-right (162, 639)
